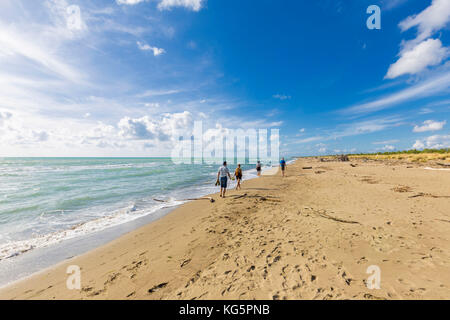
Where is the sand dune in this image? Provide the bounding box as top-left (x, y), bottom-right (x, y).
top-left (0, 159), bottom-right (449, 299)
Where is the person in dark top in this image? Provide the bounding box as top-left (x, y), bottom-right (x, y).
top-left (234, 164), bottom-right (243, 190)
top-left (280, 157), bottom-right (287, 177)
top-left (256, 161), bottom-right (262, 176)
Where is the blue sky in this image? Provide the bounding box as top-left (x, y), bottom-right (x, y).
top-left (0, 0), bottom-right (449, 157)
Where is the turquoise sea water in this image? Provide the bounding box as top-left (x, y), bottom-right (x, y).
top-left (0, 158), bottom-right (264, 261)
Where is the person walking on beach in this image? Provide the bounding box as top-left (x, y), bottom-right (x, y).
top-left (217, 161), bottom-right (232, 198)
top-left (235, 164), bottom-right (243, 190)
top-left (256, 161), bottom-right (262, 176)
top-left (280, 157), bottom-right (287, 177)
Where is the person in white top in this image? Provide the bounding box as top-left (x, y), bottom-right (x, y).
top-left (217, 161), bottom-right (232, 198)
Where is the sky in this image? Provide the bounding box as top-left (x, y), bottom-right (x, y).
top-left (0, 0), bottom-right (449, 157)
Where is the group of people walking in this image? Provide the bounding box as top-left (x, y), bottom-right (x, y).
top-left (216, 158), bottom-right (287, 198)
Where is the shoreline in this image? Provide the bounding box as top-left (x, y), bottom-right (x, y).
top-left (1, 158), bottom-right (449, 299)
top-left (0, 162), bottom-right (283, 289)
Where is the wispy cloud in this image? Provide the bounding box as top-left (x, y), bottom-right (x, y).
top-left (116, 0), bottom-right (146, 5)
top-left (157, 0), bottom-right (204, 12)
top-left (137, 41), bottom-right (165, 56)
top-left (413, 119), bottom-right (446, 132)
top-left (418, 107), bottom-right (434, 114)
top-left (386, 39), bottom-right (449, 79)
top-left (372, 139), bottom-right (399, 145)
top-left (385, 0), bottom-right (450, 79)
top-left (399, 0), bottom-right (450, 43)
top-left (381, 0), bottom-right (409, 10)
top-left (272, 94), bottom-right (291, 100)
top-left (116, 0), bottom-right (205, 12)
top-left (293, 136), bottom-right (324, 144)
top-left (0, 23), bottom-right (84, 83)
top-left (137, 89), bottom-right (182, 98)
top-left (341, 72), bottom-right (450, 115)
top-left (293, 117), bottom-right (404, 145)
top-left (413, 134), bottom-right (450, 149)
top-left (377, 144), bottom-right (396, 151)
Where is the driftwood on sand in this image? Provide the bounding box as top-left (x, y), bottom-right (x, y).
top-left (337, 154), bottom-right (349, 162)
top-left (408, 193), bottom-right (450, 199)
top-left (154, 197), bottom-right (215, 203)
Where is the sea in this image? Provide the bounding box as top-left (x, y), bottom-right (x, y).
top-left (0, 157), bottom-right (282, 286)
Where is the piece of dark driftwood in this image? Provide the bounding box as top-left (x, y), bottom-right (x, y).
top-left (153, 197), bottom-right (215, 203)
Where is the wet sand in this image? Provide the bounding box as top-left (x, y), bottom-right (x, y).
top-left (1, 158), bottom-right (449, 299)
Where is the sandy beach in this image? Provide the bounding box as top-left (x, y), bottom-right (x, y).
top-left (0, 158), bottom-right (449, 300)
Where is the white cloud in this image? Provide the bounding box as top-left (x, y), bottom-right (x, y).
top-left (412, 140), bottom-right (425, 149)
top-left (426, 99), bottom-right (450, 107)
top-left (0, 23), bottom-right (83, 82)
top-left (118, 111), bottom-right (193, 141)
top-left (294, 136), bottom-right (324, 144)
top-left (418, 107), bottom-right (434, 114)
top-left (293, 117), bottom-right (403, 145)
top-left (386, 39), bottom-right (449, 79)
top-left (373, 139), bottom-right (399, 145)
top-left (413, 119), bottom-right (446, 132)
top-left (316, 143), bottom-right (327, 153)
top-left (382, 0), bottom-right (450, 94)
top-left (382, 0), bottom-right (408, 10)
top-left (46, 0), bottom-right (88, 35)
top-left (116, 0), bottom-right (204, 11)
top-left (116, 0), bottom-right (146, 5)
top-left (137, 41), bottom-right (165, 56)
top-left (144, 102), bottom-right (160, 108)
top-left (0, 111), bottom-right (53, 146)
top-left (342, 72), bottom-right (450, 115)
top-left (331, 117), bottom-right (403, 139)
top-left (399, 0), bottom-right (450, 42)
top-left (332, 148), bottom-right (357, 154)
top-left (157, 0), bottom-right (204, 11)
top-left (380, 145), bottom-right (396, 151)
top-left (273, 94), bottom-right (291, 100)
top-left (0, 1), bottom-right (255, 157)
top-left (32, 130), bottom-right (50, 142)
top-left (137, 89), bottom-right (181, 97)
top-left (413, 134), bottom-right (450, 149)
top-left (0, 111), bottom-right (12, 126)
top-left (97, 18), bottom-right (150, 36)
top-left (0, 109), bottom-right (199, 156)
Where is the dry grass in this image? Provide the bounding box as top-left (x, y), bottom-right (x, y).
top-left (315, 153), bottom-right (450, 164)
top-left (350, 153), bottom-right (450, 163)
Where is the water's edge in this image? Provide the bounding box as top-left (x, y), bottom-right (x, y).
top-left (0, 205), bottom-right (174, 288)
top-left (0, 160), bottom-right (295, 288)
